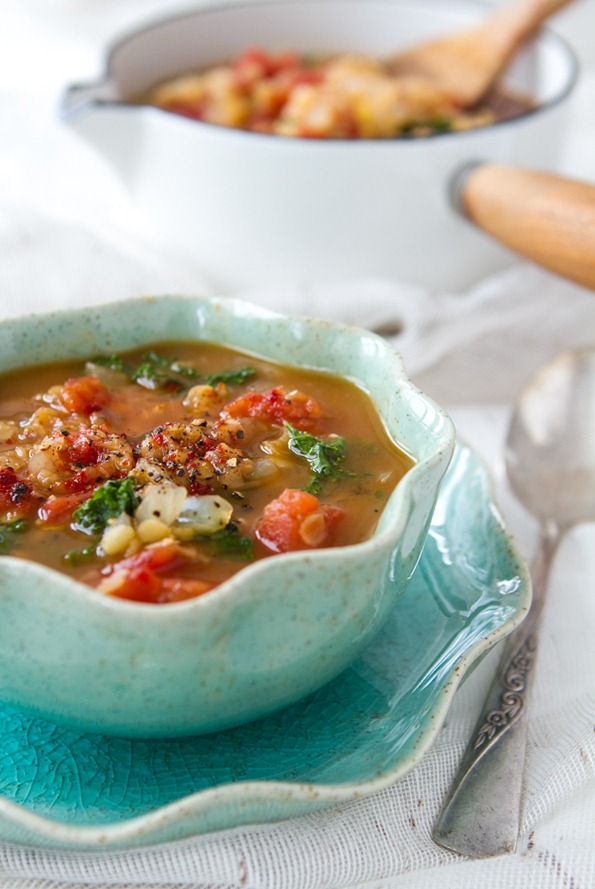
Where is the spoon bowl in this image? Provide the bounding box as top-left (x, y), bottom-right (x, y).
top-left (506, 348), bottom-right (595, 528)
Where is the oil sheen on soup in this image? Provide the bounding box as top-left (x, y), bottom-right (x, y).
top-left (0, 343), bottom-right (413, 604)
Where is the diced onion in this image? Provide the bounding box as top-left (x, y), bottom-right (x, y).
top-left (241, 456), bottom-right (281, 489)
top-left (173, 495), bottom-right (233, 537)
top-left (250, 457), bottom-right (279, 480)
top-left (260, 435), bottom-right (293, 467)
top-left (135, 482), bottom-right (187, 525)
top-left (0, 420), bottom-right (16, 443)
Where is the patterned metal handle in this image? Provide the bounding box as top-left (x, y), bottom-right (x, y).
top-left (432, 525), bottom-right (560, 858)
top-left (472, 633), bottom-right (537, 753)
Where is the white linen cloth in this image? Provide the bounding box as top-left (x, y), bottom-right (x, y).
top-left (1, 1), bottom-right (594, 887)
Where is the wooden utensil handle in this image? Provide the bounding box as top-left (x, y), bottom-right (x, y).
top-left (519, 0), bottom-right (575, 26)
top-left (455, 163), bottom-right (595, 290)
top-left (490, 0), bottom-right (574, 44)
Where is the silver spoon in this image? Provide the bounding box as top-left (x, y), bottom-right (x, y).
top-left (433, 346), bottom-right (595, 858)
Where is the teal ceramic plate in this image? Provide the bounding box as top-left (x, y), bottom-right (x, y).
top-left (0, 443), bottom-right (529, 850)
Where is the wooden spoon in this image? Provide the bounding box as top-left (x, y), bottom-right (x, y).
top-left (452, 163), bottom-right (595, 290)
top-left (388, 0), bottom-right (574, 107)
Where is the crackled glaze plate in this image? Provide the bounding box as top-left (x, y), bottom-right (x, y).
top-left (0, 443), bottom-right (529, 850)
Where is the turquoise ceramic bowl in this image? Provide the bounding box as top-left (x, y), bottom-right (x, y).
top-left (0, 295), bottom-right (455, 737)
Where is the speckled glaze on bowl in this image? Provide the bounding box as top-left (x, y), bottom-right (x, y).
top-left (0, 295), bottom-right (455, 737)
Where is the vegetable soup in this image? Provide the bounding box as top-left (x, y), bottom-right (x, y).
top-left (0, 343), bottom-right (413, 604)
top-left (144, 46), bottom-right (533, 139)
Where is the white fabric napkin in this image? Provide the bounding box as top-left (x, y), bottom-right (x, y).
top-left (1, 1), bottom-right (594, 887)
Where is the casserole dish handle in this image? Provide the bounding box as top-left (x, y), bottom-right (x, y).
top-left (453, 162), bottom-right (595, 291)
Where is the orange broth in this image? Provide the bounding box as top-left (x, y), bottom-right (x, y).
top-left (0, 342), bottom-right (413, 603)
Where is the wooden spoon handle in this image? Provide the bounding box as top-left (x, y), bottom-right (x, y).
top-left (505, 0), bottom-right (575, 31)
top-left (486, 0), bottom-right (574, 49)
top-left (454, 163), bottom-right (595, 290)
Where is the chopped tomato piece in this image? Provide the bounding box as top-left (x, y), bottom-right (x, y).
top-left (268, 50), bottom-right (302, 74)
top-left (233, 48), bottom-right (267, 88)
top-left (163, 101), bottom-right (204, 121)
top-left (59, 376), bottom-right (110, 415)
top-left (99, 542), bottom-right (211, 604)
top-left (256, 487), bottom-right (343, 553)
top-left (225, 386), bottom-right (321, 431)
top-left (159, 577), bottom-right (214, 604)
top-left (103, 570), bottom-right (214, 604)
top-left (285, 67), bottom-right (324, 89)
top-left (232, 47), bottom-right (298, 87)
top-left (38, 490), bottom-right (94, 524)
top-left (105, 541), bottom-right (189, 577)
top-left (100, 542), bottom-right (194, 603)
top-left (106, 565), bottom-right (161, 603)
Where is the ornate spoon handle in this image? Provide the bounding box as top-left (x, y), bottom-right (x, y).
top-left (432, 524), bottom-right (560, 858)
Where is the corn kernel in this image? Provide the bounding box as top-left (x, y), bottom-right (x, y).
top-left (101, 523), bottom-right (137, 556)
top-left (136, 518), bottom-right (171, 543)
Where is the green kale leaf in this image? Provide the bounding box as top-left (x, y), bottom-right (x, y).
top-left (92, 351), bottom-right (256, 394)
top-left (285, 423), bottom-right (346, 481)
top-left (63, 543), bottom-right (98, 566)
top-left (0, 519), bottom-right (27, 554)
top-left (131, 351), bottom-right (189, 392)
top-left (204, 366), bottom-right (257, 387)
top-left (72, 478), bottom-right (140, 535)
top-left (202, 524), bottom-right (254, 560)
top-left (91, 354), bottom-right (128, 374)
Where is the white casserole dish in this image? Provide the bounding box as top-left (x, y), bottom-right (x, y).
top-left (62, 0), bottom-right (578, 292)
